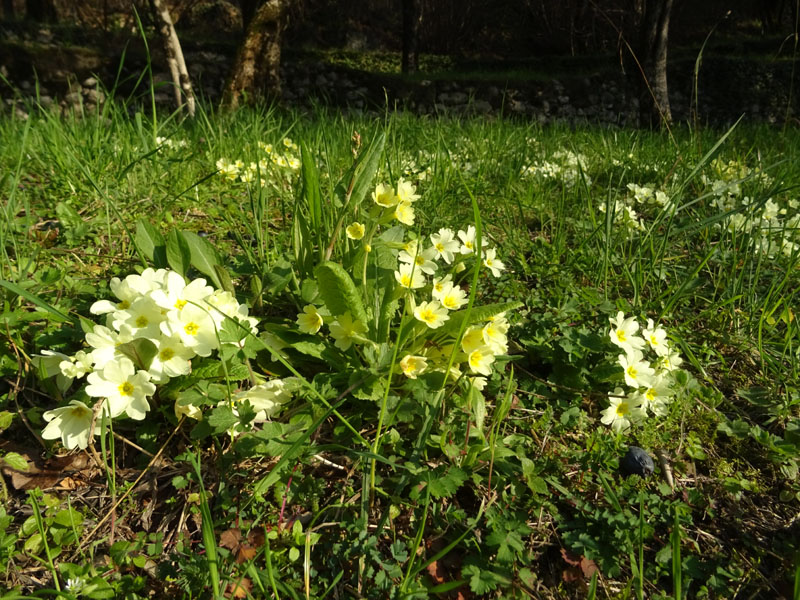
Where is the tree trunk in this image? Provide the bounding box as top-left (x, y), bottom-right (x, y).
top-left (223, 0), bottom-right (286, 109)
top-left (638, 0), bottom-right (674, 128)
top-left (401, 0), bottom-right (421, 74)
top-left (149, 0), bottom-right (196, 117)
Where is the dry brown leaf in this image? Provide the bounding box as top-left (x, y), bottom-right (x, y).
top-left (426, 560), bottom-right (447, 585)
top-left (225, 578), bottom-right (251, 599)
top-left (219, 528), bottom-right (242, 550)
top-left (580, 556), bottom-right (598, 577)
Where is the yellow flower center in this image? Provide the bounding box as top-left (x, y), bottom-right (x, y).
top-left (616, 401), bottom-right (629, 416)
top-left (617, 330), bottom-right (627, 342)
top-left (646, 388), bottom-right (656, 401)
top-left (626, 366), bottom-right (638, 379)
top-left (465, 241), bottom-right (473, 249)
top-left (436, 243), bottom-right (444, 252)
top-left (650, 335), bottom-right (658, 345)
top-left (184, 322), bottom-right (200, 336)
top-left (175, 299), bottom-right (187, 310)
top-left (118, 381), bottom-right (134, 396)
top-left (420, 309), bottom-right (436, 324)
top-left (160, 348), bottom-right (175, 361)
top-left (415, 256), bottom-right (425, 266)
top-left (469, 350), bottom-right (483, 368)
top-left (118, 300), bottom-right (130, 310)
top-left (135, 316), bottom-right (149, 328)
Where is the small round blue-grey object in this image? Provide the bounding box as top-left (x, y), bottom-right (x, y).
top-left (620, 446), bottom-right (655, 477)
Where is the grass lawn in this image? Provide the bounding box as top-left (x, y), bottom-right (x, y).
top-left (1, 97), bottom-right (799, 599)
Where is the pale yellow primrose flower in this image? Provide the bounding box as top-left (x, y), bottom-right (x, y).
top-left (112, 296), bottom-right (164, 340)
top-left (482, 320), bottom-right (509, 354)
top-left (461, 326), bottom-right (485, 354)
top-left (467, 346), bottom-right (495, 376)
top-left (233, 379), bottom-right (291, 421)
top-left (430, 228), bottom-right (461, 264)
top-left (399, 355), bottom-right (428, 379)
top-left (175, 399), bottom-right (203, 421)
top-left (150, 271), bottom-right (213, 313)
top-left (642, 318), bottom-right (669, 357)
top-left (609, 311), bottom-right (646, 355)
top-left (149, 333), bottom-right (195, 383)
top-left (394, 201), bottom-right (415, 226)
top-left (414, 300), bottom-right (449, 329)
top-left (162, 302), bottom-right (219, 358)
top-left (431, 274), bottom-right (453, 300)
top-left (42, 400), bottom-right (94, 449)
top-left (637, 373), bottom-right (673, 414)
top-left (86, 324), bottom-right (133, 370)
top-left (373, 183), bottom-right (399, 207)
top-left (58, 350), bottom-right (93, 380)
top-left (85, 357), bottom-right (156, 420)
top-left (399, 243), bottom-right (438, 275)
top-left (346, 222), bottom-right (365, 240)
top-left (439, 283), bottom-right (468, 311)
top-left (657, 348), bottom-right (683, 372)
top-left (457, 225), bottom-right (486, 255)
top-left (618, 350), bottom-right (655, 389)
top-left (395, 263), bottom-right (425, 289)
top-left (329, 312), bottom-right (368, 350)
top-left (297, 305), bottom-right (324, 334)
top-left (396, 178), bottom-right (420, 203)
top-left (483, 248), bottom-right (506, 277)
top-left (601, 388), bottom-right (646, 433)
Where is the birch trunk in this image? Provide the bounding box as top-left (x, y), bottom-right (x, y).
top-left (149, 0), bottom-right (196, 118)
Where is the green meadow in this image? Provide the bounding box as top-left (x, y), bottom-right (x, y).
top-left (1, 98), bottom-right (799, 598)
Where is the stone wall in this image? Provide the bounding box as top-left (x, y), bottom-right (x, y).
top-left (1, 34), bottom-right (797, 126)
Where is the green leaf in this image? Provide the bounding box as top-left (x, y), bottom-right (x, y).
top-left (115, 338), bottom-right (158, 371)
top-left (335, 133), bottom-right (386, 211)
top-left (54, 201), bottom-right (83, 229)
top-left (166, 228), bottom-right (191, 277)
top-left (135, 219), bottom-right (167, 268)
top-left (53, 508), bottom-right (83, 528)
top-left (2, 452), bottom-right (28, 471)
top-left (0, 411), bottom-right (13, 431)
top-left (206, 405), bottom-right (239, 434)
top-left (214, 264), bottom-right (235, 294)
top-left (463, 564), bottom-right (504, 594)
top-left (0, 279), bottom-right (75, 323)
top-left (315, 262), bottom-right (368, 326)
top-left (428, 466), bottom-right (467, 499)
top-left (290, 339), bottom-right (327, 359)
top-left (180, 231), bottom-right (222, 288)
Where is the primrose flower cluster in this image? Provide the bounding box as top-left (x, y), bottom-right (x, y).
top-left (705, 158), bottom-right (799, 258)
top-left (295, 178), bottom-right (509, 385)
top-left (35, 268), bottom-right (289, 449)
top-left (600, 311), bottom-right (685, 433)
top-left (215, 137), bottom-right (300, 185)
top-left (520, 149), bottom-right (591, 189)
top-left (598, 182), bottom-right (672, 232)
